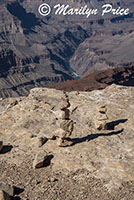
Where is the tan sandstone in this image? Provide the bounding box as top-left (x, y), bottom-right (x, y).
top-left (0, 85), bottom-right (133, 191)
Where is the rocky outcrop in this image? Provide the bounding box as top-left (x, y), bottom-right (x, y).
top-left (0, 85), bottom-right (134, 199)
top-left (0, 0), bottom-right (90, 98)
top-left (51, 66), bottom-right (134, 91)
top-left (70, 32), bottom-right (134, 76)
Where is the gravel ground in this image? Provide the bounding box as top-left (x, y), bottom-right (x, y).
top-left (0, 160), bottom-right (134, 200)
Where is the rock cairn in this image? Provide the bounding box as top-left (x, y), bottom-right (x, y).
top-left (55, 96), bottom-right (74, 147)
top-left (94, 103), bottom-right (108, 130)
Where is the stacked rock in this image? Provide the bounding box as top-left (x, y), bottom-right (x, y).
top-left (55, 98), bottom-right (74, 147)
top-left (94, 103), bottom-right (108, 130)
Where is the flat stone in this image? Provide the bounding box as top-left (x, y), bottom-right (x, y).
top-left (95, 120), bottom-right (107, 130)
top-left (55, 128), bottom-right (72, 139)
top-left (0, 141), bottom-right (3, 152)
top-left (55, 128), bottom-right (66, 138)
top-left (96, 113), bottom-right (108, 121)
top-left (39, 130), bottom-right (56, 140)
top-left (54, 110), bottom-right (69, 120)
top-left (58, 120), bottom-right (74, 132)
top-left (33, 150), bottom-right (48, 169)
top-left (97, 103), bottom-right (107, 113)
top-left (0, 190), bottom-right (10, 200)
top-left (57, 138), bottom-right (74, 147)
top-left (58, 101), bottom-right (69, 110)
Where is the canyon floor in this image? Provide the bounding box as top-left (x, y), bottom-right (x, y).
top-left (0, 84), bottom-right (134, 199)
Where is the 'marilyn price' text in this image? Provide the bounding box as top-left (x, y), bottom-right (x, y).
top-left (54, 4), bottom-right (130, 18)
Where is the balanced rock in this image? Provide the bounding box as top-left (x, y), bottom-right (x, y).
top-left (54, 110), bottom-right (69, 120)
top-left (55, 128), bottom-right (66, 138)
top-left (0, 190), bottom-right (10, 200)
top-left (0, 141), bottom-right (3, 152)
top-left (95, 103), bottom-right (108, 130)
top-left (59, 120), bottom-right (74, 133)
top-left (53, 97), bottom-right (74, 147)
top-left (55, 128), bottom-right (72, 139)
top-left (96, 113), bottom-right (108, 121)
top-left (97, 103), bottom-right (107, 113)
top-left (95, 120), bottom-right (107, 130)
top-left (33, 150), bottom-right (48, 169)
top-left (58, 101), bottom-right (69, 110)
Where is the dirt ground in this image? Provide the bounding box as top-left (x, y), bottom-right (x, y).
top-left (0, 159), bottom-right (134, 200)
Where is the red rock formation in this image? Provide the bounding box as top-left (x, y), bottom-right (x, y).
top-left (51, 66), bottom-right (134, 91)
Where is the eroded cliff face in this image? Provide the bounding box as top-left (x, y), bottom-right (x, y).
top-left (70, 32), bottom-right (134, 76)
top-left (0, 0), bottom-right (134, 97)
top-left (0, 85), bottom-right (134, 199)
top-left (0, 0), bottom-right (90, 97)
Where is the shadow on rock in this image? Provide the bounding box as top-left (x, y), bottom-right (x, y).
top-left (10, 186), bottom-right (24, 200)
top-left (72, 129), bottom-right (124, 145)
top-left (0, 145), bottom-right (13, 154)
top-left (43, 154), bottom-right (54, 167)
top-left (14, 186), bottom-right (24, 195)
top-left (107, 119), bottom-right (128, 130)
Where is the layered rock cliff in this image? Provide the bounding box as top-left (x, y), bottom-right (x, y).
top-left (0, 0), bottom-right (134, 97)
